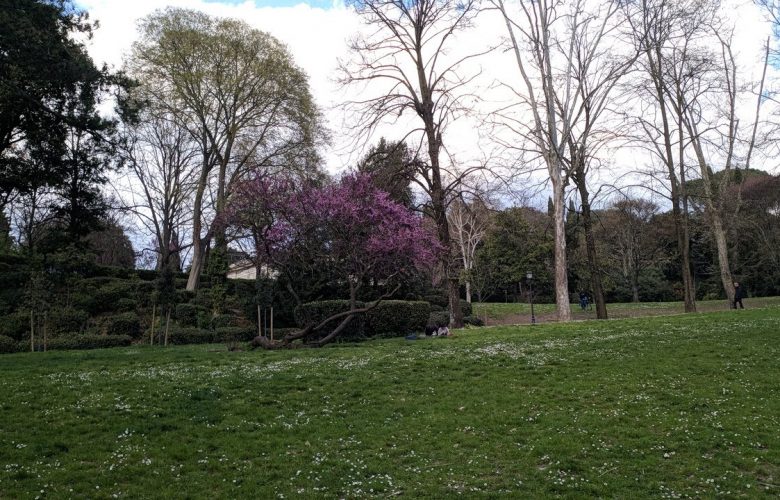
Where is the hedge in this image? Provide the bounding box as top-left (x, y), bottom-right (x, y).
top-left (0, 312), bottom-right (30, 340)
top-left (49, 308), bottom-right (89, 335)
top-left (463, 315), bottom-right (484, 327)
top-left (106, 312), bottom-right (141, 338)
top-left (427, 311), bottom-right (450, 328)
top-left (365, 301), bottom-right (430, 338)
top-left (211, 313), bottom-right (242, 329)
top-left (214, 326), bottom-right (256, 343)
top-left (168, 327), bottom-right (214, 345)
top-left (176, 303), bottom-right (200, 327)
top-left (0, 335), bottom-right (17, 353)
top-left (294, 300), bottom-right (366, 341)
top-left (46, 335), bottom-right (132, 351)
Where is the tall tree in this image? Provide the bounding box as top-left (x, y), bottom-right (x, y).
top-left (340, 0), bottom-right (484, 328)
top-left (119, 106), bottom-right (197, 272)
top-left (490, 0), bottom-right (573, 321)
top-left (1, 0), bottom-right (122, 249)
top-left (626, 0), bottom-right (700, 312)
top-left (356, 138), bottom-right (417, 209)
top-left (129, 8), bottom-right (324, 290)
top-left (447, 196), bottom-right (491, 303)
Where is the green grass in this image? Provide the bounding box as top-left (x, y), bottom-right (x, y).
top-left (474, 296), bottom-right (780, 323)
top-left (1, 307), bottom-right (779, 497)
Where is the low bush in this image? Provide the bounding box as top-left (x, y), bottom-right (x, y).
top-left (106, 312), bottom-right (142, 338)
top-left (135, 281), bottom-right (155, 306)
top-left (176, 303), bottom-right (200, 327)
top-left (427, 311), bottom-right (450, 328)
top-left (116, 298), bottom-right (138, 312)
top-left (168, 327), bottom-right (213, 345)
top-left (0, 312), bottom-right (31, 341)
top-left (424, 294), bottom-right (449, 308)
top-left (93, 279), bottom-right (137, 314)
top-left (423, 299), bottom-right (471, 317)
top-left (365, 301), bottom-right (430, 338)
top-left (0, 335), bottom-right (18, 353)
top-left (176, 290), bottom-right (196, 304)
top-left (46, 335), bottom-right (132, 351)
top-left (214, 326), bottom-right (256, 343)
top-left (463, 315), bottom-right (484, 327)
top-left (295, 300), bottom-right (367, 341)
top-left (49, 308), bottom-right (89, 335)
top-left (211, 314), bottom-right (242, 329)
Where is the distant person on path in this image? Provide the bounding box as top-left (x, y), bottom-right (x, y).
top-left (579, 291), bottom-right (589, 311)
top-left (733, 282), bottom-right (746, 309)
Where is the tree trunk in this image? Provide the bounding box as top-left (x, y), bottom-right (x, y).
top-left (30, 310), bottom-right (34, 353)
top-left (186, 155), bottom-right (211, 291)
top-left (690, 141), bottom-right (735, 305)
top-left (465, 281), bottom-right (472, 304)
top-left (577, 180), bottom-right (608, 319)
top-left (551, 168), bottom-right (572, 321)
top-left (150, 303), bottom-right (156, 345)
top-left (164, 308), bottom-right (171, 347)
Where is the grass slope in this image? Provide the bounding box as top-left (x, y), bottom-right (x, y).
top-left (474, 296), bottom-right (780, 324)
top-left (1, 307), bottom-right (779, 498)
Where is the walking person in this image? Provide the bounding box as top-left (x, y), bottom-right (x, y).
top-left (733, 282), bottom-right (746, 309)
top-left (579, 291), bottom-right (589, 311)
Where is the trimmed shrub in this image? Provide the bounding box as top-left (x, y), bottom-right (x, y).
top-left (427, 311), bottom-right (450, 328)
top-left (135, 281), bottom-right (155, 306)
top-left (211, 314), bottom-right (242, 329)
top-left (168, 327), bottom-right (213, 345)
top-left (106, 312), bottom-right (141, 338)
top-left (423, 298), bottom-right (471, 317)
top-left (176, 290), bottom-right (196, 304)
top-left (463, 315), bottom-right (485, 327)
top-left (136, 269), bottom-right (158, 281)
top-left (0, 312), bottom-right (30, 341)
top-left (49, 308), bottom-right (89, 335)
top-left (424, 294), bottom-right (449, 308)
top-left (116, 298), bottom-right (138, 312)
top-left (46, 335), bottom-right (132, 351)
top-left (214, 326), bottom-right (256, 343)
top-left (92, 279), bottom-right (137, 314)
top-left (0, 335), bottom-right (18, 354)
top-left (176, 303), bottom-right (200, 327)
top-left (294, 300), bottom-right (366, 341)
top-left (365, 301), bottom-right (430, 338)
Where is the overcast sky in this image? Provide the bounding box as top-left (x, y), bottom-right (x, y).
top-left (78, 0), bottom-right (778, 188)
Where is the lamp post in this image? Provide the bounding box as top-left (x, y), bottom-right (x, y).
top-left (526, 271), bottom-right (536, 325)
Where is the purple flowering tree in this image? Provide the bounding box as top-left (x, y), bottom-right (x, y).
top-left (227, 173), bottom-right (437, 348)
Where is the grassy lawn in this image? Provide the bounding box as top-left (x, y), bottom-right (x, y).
top-left (1, 307), bottom-right (779, 498)
top-left (474, 296), bottom-right (780, 324)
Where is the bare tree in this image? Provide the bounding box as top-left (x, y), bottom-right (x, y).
top-left (601, 197), bottom-right (663, 303)
top-left (489, 0), bottom-right (631, 320)
top-left (626, 0), bottom-right (701, 312)
top-left (447, 195), bottom-right (492, 303)
top-left (119, 107), bottom-right (198, 272)
top-left (129, 7), bottom-right (323, 290)
top-left (339, 0), bottom-right (486, 327)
